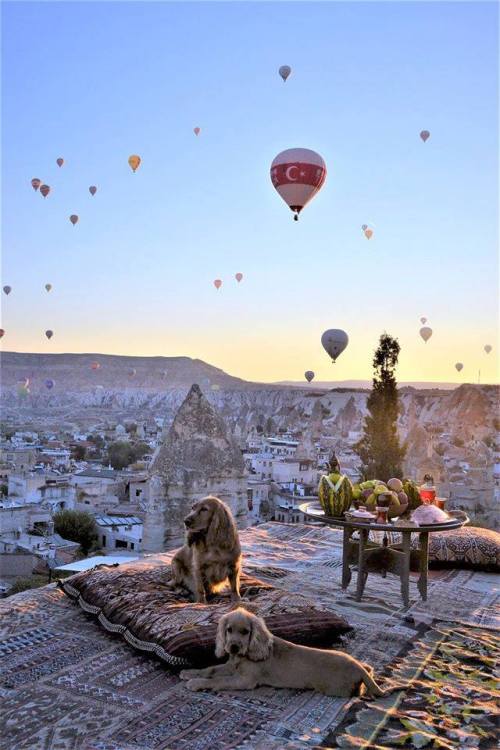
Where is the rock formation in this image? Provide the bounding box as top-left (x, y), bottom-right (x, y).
top-left (142, 384), bottom-right (248, 551)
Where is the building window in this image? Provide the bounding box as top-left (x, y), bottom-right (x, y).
top-left (102, 535), bottom-right (106, 547)
top-left (115, 540), bottom-right (127, 549)
top-left (135, 489), bottom-right (142, 497)
top-left (130, 542), bottom-right (135, 550)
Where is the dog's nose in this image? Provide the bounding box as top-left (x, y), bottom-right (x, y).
top-left (230, 644), bottom-right (239, 655)
top-left (184, 517), bottom-right (193, 527)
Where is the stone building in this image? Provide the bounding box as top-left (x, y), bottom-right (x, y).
top-left (142, 384), bottom-right (248, 551)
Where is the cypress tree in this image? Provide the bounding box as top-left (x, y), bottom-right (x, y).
top-left (355, 333), bottom-right (406, 480)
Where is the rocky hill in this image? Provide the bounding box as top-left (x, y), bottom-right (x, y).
top-left (1, 353), bottom-right (497, 451)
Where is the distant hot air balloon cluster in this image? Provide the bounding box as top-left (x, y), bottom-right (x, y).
top-left (212, 274), bottom-right (245, 290)
top-left (361, 223), bottom-right (374, 240)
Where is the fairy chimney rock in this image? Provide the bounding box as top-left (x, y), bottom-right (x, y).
top-left (143, 384), bottom-right (248, 551)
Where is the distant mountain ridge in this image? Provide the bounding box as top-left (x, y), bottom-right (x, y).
top-left (0, 352), bottom-right (483, 392)
top-left (275, 380), bottom-right (468, 390)
top-left (0, 351), bottom-right (254, 390)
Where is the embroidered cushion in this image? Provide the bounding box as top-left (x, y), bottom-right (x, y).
top-left (59, 557), bottom-right (352, 669)
top-left (412, 526), bottom-right (500, 571)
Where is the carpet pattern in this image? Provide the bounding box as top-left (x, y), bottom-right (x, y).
top-left (0, 522), bottom-right (497, 750)
top-left (331, 621), bottom-right (500, 749)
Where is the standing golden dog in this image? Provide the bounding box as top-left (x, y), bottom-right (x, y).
top-left (167, 496), bottom-right (241, 604)
top-left (180, 608), bottom-right (401, 697)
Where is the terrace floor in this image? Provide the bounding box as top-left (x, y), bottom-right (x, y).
top-left (0, 522), bottom-right (498, 750)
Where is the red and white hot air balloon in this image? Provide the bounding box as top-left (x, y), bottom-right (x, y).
top-left (235, 273), bottom-right (243, 283)
top-left (270, 148), bottom-right (326, 221)
top-left (193, 127), bottom-right (201, 136)
top-left (213, 279), bottom-right (222, 290)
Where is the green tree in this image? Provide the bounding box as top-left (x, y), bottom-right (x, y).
top-left (355, 333), bottom-right (406, 481)
top-left (54, 510), bottom-right (98, 555)
top-left (107, 441), bottom-right (149, 470)
top-left (72, 444), bottom-right (86, 461)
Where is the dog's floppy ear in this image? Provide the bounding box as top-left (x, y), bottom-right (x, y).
top-left (215, 612), bottom-right (229, 659)
top-left (247, 614), bottom-right (273, 661)
top-left (205, 497), bottom-right (234, 548)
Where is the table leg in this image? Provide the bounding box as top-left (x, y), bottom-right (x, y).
top-left (418, 532), bottom-right (429, 601)
top-left (355, 528), bottom-right (369, 601)
top-left (342, 526), bottom-right (352, 590)
top-left (400, 532), bottom-right (411, 609)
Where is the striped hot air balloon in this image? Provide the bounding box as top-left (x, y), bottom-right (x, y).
top-left (270, 148), bottom-right (326, 220)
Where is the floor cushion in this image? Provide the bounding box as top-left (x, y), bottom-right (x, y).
top-left (411, 526), bottom-right (500, 571)
top-left (59, 558), bottom-right (352, 669)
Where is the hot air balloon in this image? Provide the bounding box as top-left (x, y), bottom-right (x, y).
top-left (484, 344), bottom-right (492, 354)
top-left (91, 361), bottom-right (100, 370)
top-left (321, 329), bottom-right (349, 363)
top-left (0, 329), bottom-right (4, 338)
top-left (420, 326), bottom-right (433, 343)
top-left (45, 379), bottom-right (55, 389)
top-left (128, 368), bottom-right (136, 377)
top-left (40, 184), bottom-right (50, 198)
top-left (364, 228), bottom-right (373, 239)
top-left (193, 127), bottom-right (201, 136)
top-left (3, 286), bottom-right (11, 295)
top-left (69, 214), bottom-right (79, 225)
top-left (161, 369), bottom-right (168, 378)
top-left (89, 186), bottom-right (97, 196)
top-left (279, 65), bottom-right (291, 82)
top-left (420, 130), bottom-right (430, 142)
top-left (56, 158), bottom-right (64, 167)
top-left (45, 330), bottom-right (54, 339)
top-left (361, 224), bottom-right (368, 231)
top-left (45, 284), bottom-right (52, 292)
top-left (420, 317), bottom-right (427, 325)
top-left (214, 279), bottom-right (222, 290)
top-left (128, 155), bottom-right (141, 172)
top-left (31, 178), bottom-right (41, 191)
top-left (305, 370), bottom-right (315, 383)
top-left (235, 273), bottom-right (243, 283)
top-left (270, 148), bottom-right (326, 221)
top-left (455, 363), bottom-right (463, 372)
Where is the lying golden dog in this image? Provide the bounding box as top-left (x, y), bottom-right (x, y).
top-left (180, 608), bottom-right (402, 697)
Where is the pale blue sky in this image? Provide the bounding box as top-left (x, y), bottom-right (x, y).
top-left (2, 1), bottom-right (498, 383)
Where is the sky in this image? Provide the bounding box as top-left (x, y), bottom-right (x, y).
top-left (2, 1), bottom-right (498, 385)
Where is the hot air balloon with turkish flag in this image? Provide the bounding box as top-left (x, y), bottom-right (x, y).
top-left (270, 148), bottom-right (326, 221)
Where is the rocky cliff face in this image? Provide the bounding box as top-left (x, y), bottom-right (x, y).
top-left (143, 384), bottom-right (248, 551)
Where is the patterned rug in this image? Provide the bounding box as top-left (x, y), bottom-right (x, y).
top-left (330, 621), bottom-right (500, 749)
top-left (0, 522), bottom-right (497, 750)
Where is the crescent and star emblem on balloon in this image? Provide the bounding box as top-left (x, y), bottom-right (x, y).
top-left (285, 166), bottom-right (299, 181)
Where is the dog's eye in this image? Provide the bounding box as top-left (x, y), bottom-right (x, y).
top-left (240, 628), bottom-right (249, 636)
top-left (227, 626), bottom-right (232, 633)
top-left (200, 507), bottom-right (207, 512)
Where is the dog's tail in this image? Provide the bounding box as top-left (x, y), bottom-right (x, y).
top-left (361, 666), bottom-right (409, 698)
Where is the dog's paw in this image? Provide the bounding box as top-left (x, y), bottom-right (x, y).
top-left (185, 678), bottom-right (210, 692)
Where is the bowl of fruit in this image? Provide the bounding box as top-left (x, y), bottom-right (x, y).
top-left (352, 477), bottom-right (419, 519)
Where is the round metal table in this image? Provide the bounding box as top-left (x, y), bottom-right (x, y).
top-left (299, 502), bottom-right (469, 609)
